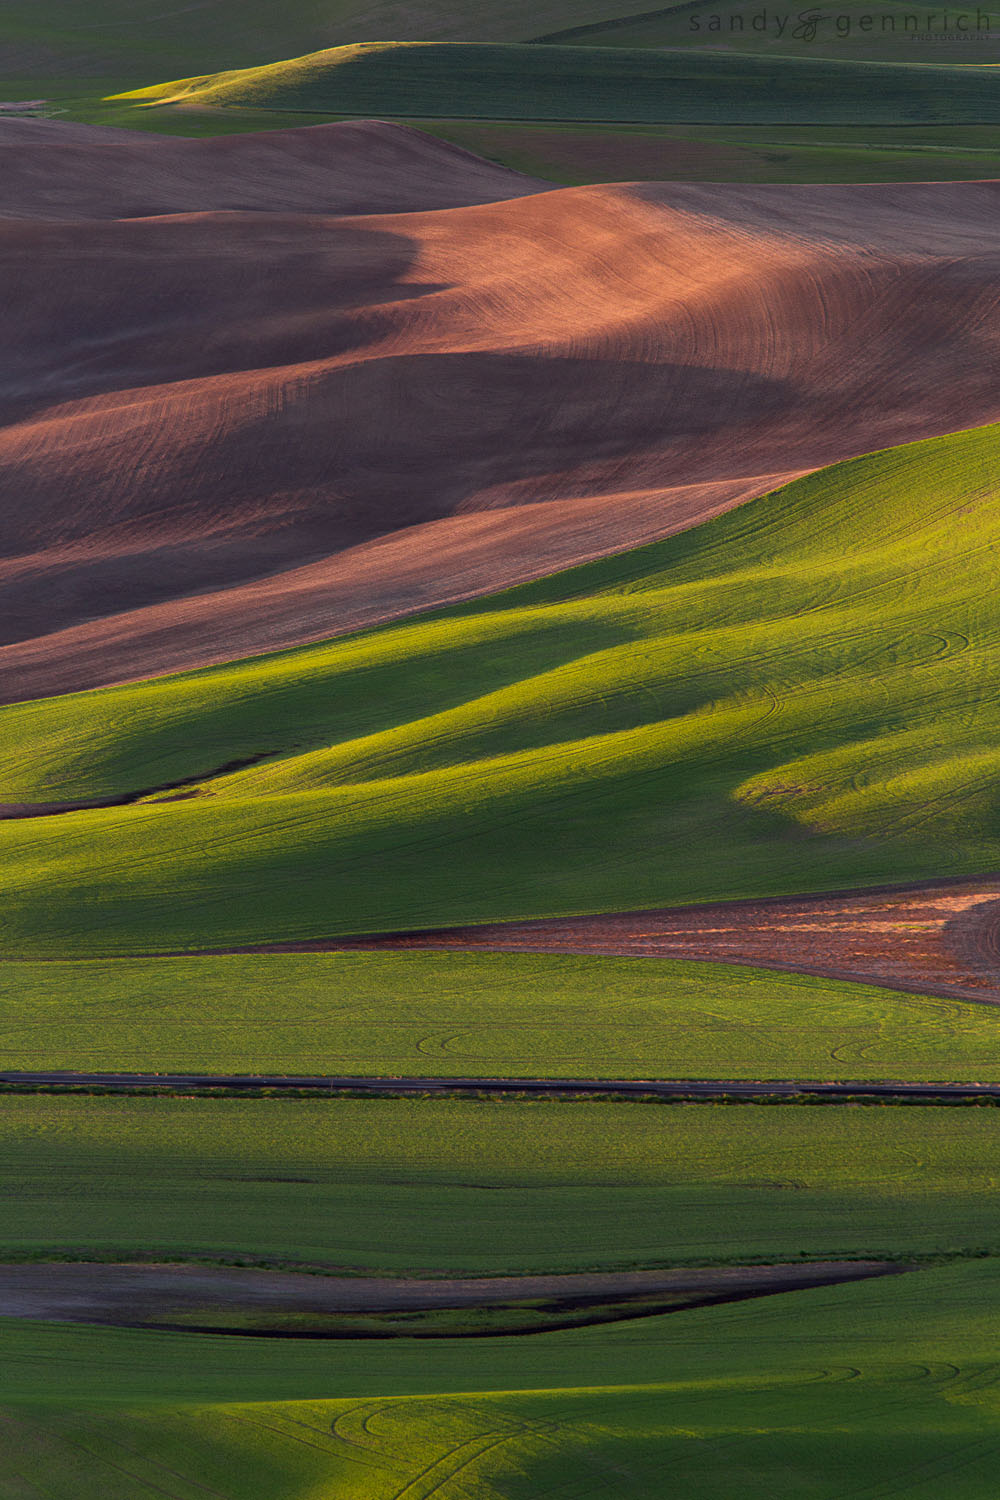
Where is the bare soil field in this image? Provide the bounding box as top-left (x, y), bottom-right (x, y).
top-left (0, 471), bottom-right (785, 705)
top-left (328, 879), bottom-right (1000, 1006)
top-left (3, 120), bottom-right (1000, 702)
top-left (0, 1260), bottom-right (903, 1335)
top-left (0, 116), bottom-right (550, 220)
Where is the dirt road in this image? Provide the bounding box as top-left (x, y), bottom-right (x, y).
top-left (2, 1072), bottom-right (998, 1101)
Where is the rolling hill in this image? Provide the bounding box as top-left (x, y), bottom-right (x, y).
top-left (116, 42), bottom-right (1000, 125)
top-left (538, 0), bottom-right (1000, 62)
top-left (12, 0), bottom-right (997, 80)
top-left (2, 419), bottom-right (1000, 955)
top-left (3, 1258), bottom-right (1000, 1496)
top-left (8, 10), bottom-right (1000, 1500)
top-left (0, 0), bottom-right (650, 79)
top-left (2, 1108), bottom-right (1000, 1497)
top-left (3, 162), bottom-right (1000, 704)
top-left (0, 115), bottom-right (548, 220)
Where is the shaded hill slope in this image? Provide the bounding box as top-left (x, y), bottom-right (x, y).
top-left (117, 42), bottom-right (1000, 125)
top-left (535, 0), bottom-right (1000, 63)
top-left (0, 0), bottom-right (647, 78)
top-left (3, 1256), bottom-right (1000, 1497)
top-left (0, 116), bottom-right (549, 221)
top-left (3, 421), bottom-right (1000, 955)
top-left (3, 165), bottom-right (1000, 702)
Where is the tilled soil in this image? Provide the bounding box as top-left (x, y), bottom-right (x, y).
top-left (321, 877), bottom-right (1000, 1006)
top-left (0, 1260), bottom-right (905, 1334)
top-left (5, 126), bottom-right (1000, 703)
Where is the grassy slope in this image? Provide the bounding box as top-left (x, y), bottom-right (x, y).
top-left (4, 0), bottom-right (997, 76)
top-left (3, 951), bottom-right (1000, 1079)
top-left (430, 118), bottom-right (1000, 184)
top-left (18, 76), bottom-right (999, 184)
top-left (12, 77), bottom-right (999, 184)
top-left (0, 0), bottom-right (648, 78)
top-left (4, 423), bottom-right (1000, 956)
top-left (3, 1259), bottom-right (1000, 1497)
top-left (548, 0), bottom-right (1000, 62)
top-left (113, 42), bottom-right (1000, 124)
top-left (5, 1095), bottom-right (1000, 1270)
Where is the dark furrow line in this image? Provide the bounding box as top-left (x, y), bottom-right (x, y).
top-left (0, 750), bottom-right (279, 820)
top-left (2, 1071), bottom-right (1000, 1102)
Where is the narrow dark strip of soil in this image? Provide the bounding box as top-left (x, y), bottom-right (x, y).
top-left (0, 751), bottom-right (277, 818)
top-left (2, 1072), bottom-right (999, 1102)
top-left (0, 1259), bottom-right (908, 1338)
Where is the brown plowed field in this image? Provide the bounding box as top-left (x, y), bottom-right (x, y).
top-left (0, 470), bottom-right (782, 703)
top-left (321, 878), bottom-right (1000, 1006)
top-left (0, 116), bottom-right (550, 221)
top-left (3, 121), bottom-right (1000, 703)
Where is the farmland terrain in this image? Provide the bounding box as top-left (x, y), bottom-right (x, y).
top-left (2, 1258), bottom-right (1000, 1498)
top-left (2, 159), bottom-right (1000, 707)
top-left (4, 949), bottom-right (1000, 1076)
top-left (3, 12), bottom-right (1000, 1493)
top-left (5, 1096), bottom-right (1000, 1272)
top-left (5, 423), bottom-right (1000, 953)
top-left (336, 877), bottom-right (1000, 1007)
top-left (114, 44), bottom-right (1000, 125)
top-left (6, 0), bottom-right (999, 81)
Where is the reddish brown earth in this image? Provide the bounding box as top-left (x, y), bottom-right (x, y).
top-left (3, 119), bottom-right (1000, 704)
top-left (0, 470), bottom-right (781, 703)
top-left (317, 878), bottom-right (1000, 1007)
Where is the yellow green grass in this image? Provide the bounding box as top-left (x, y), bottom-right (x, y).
top-left (3, 951), bottom-right (1000, 1079)
top-left (3, 1259), bottom-right (1000, 1497)
top-left (5, 1096), bottom-right (1000, 1271)
top-left (111, 42), bottom-right (1000, 124)
top-left (4, 422), bottom-right (1000, 955)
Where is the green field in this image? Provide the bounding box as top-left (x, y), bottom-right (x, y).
top-left (431, 118), bottom-right (1000, 183)
top-left (112, 42), bottom-right (1000, 125)
top-left (540, 0), bottom-right (1000, 62)
top-left (4, 1095), bottom-right (1000, 1271)
top-left (7, 0), bottom-right (994, 81)
top-left (2, 1259), bottom-right (1000, 1497)
top-left (4, 422), bottom-right (1000, 956)
top-left (0, 0), bottom-right (655, 79)
top-left (19, 77), bottom-right (1000, 183)
top-left (3, 951), bottom-right (999, 1079)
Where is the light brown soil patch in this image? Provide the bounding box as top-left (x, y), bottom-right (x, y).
top-left (322, 877), bottom-right (1000, 1006)
top-left (3, 128), bottom-right (1000, 703)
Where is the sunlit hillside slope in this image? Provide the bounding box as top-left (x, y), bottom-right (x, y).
top-left (117, 42), bottom-right (1000, 124)
top-left (2, 421), bottom-right (999, 954)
